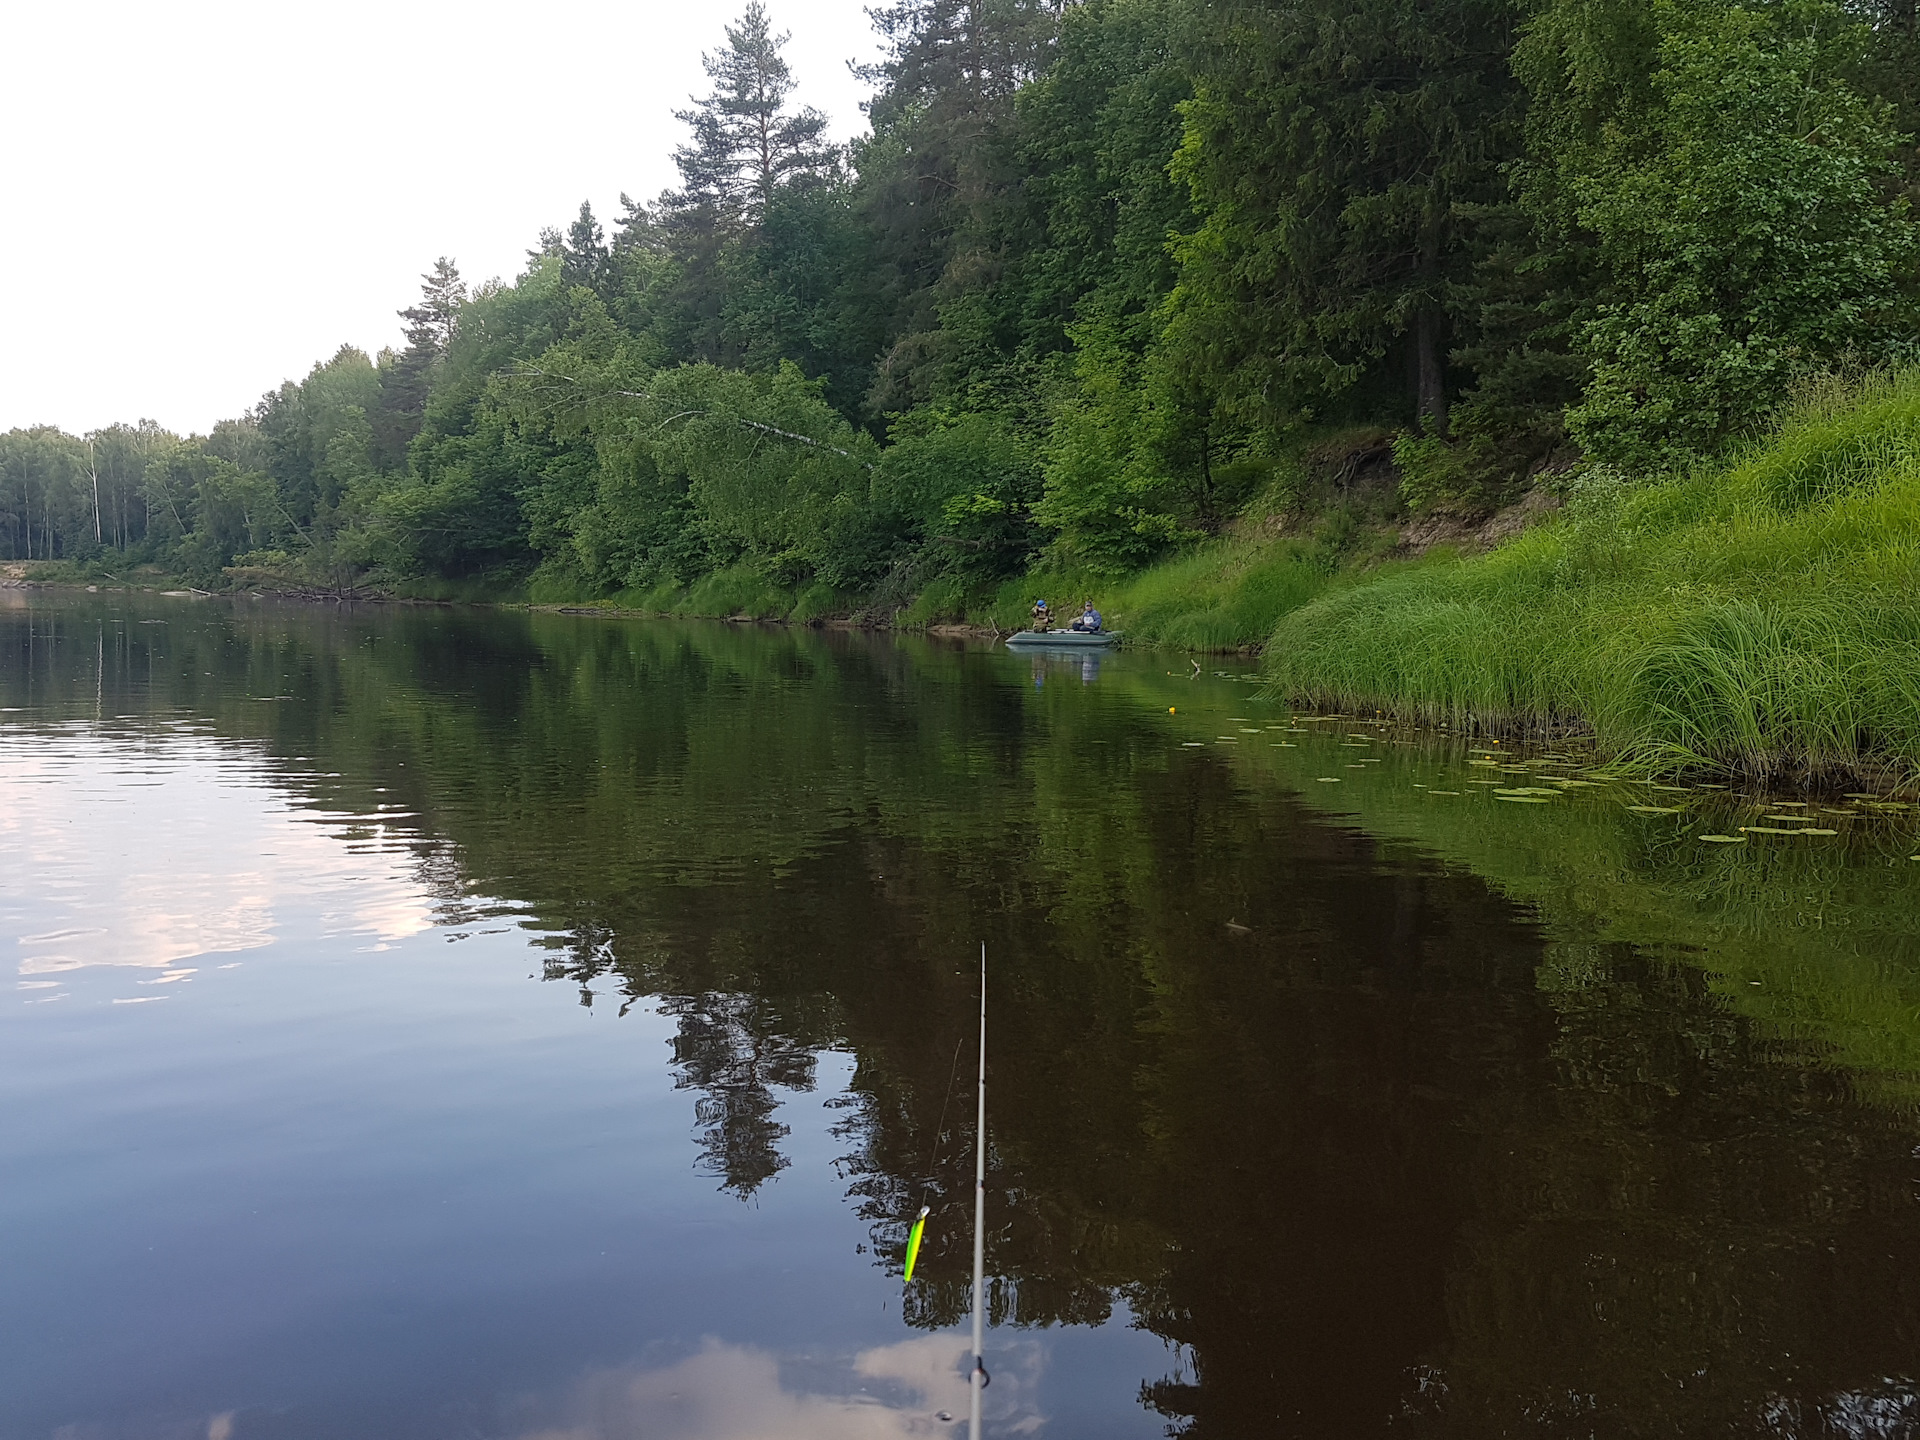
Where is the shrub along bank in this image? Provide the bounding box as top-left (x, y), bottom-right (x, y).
top-left (35, 365), bottom-right (1920, 784)
top-left (1262, 369), bottom-right (1920, 781)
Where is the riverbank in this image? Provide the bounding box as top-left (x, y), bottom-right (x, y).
top-left (25, 368), bottom-right (1920, 784)
top-left (502, 530), bottom-right (1335, 650)
top-left (1264, 369), bottom-right (1920, 783)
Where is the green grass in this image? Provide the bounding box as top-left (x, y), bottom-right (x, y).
top-left (972, 535), bottom-right (1332, 648)
top-left (1264, 367), bottom-right (1920, 780)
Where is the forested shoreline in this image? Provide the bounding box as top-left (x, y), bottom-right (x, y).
top-left (5, 0), bottom-right (1918, 646)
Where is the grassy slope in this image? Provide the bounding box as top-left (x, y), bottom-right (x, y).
top-left (955, 536), bottom-right (1331, 648)
top-left (513, 532), bottom-right (1339, 648)
top-left (1265, 369), bottom-right (1920, 779)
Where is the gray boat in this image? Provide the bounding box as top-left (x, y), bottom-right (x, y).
top-left (1004, 629), bottom-right (1120, 648)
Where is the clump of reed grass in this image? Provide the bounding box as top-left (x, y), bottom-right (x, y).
top-left (1265, 366), bottom-right (1920, 780)
top-left (672, 563), bottom-right (796, 619)
top-left (976, 536), bottom-right (1330, 648)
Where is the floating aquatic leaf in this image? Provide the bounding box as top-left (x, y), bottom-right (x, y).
top-left (1740, 826), bottom-right (1802, 834)
top-left (1315, 777), bottom-right (1341, 783)
top-left (1698, 835), bottom-right (1747, 843)
top-left (1770, 802), bottom-right (1809, 809)
top-left (1496, 795), bottom-right (1552, 803)
top-left (1181, 742), bottom-right (1204, 747)
top-left (1761, 815), bottom-right (1816, 824)
top-left (1427, 790), bottom-right (1462, 796)
top-left (1271, 742), bottom-right (1296, 747)
top-left (1798, 828), bottom-right (1838, 836)
top-left (1626, 805), bottom-right (1682, 815)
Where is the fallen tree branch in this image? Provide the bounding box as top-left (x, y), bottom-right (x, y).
top-left (504, 367), bottom-right (874, 469)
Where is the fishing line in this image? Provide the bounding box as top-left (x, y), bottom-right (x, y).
top-left (924, 1034), bottom-right (968, 1181)
top-left (904, 1033), bottom-right (967, 1284)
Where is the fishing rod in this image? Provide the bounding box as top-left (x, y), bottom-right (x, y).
top-left (900, 943), bottom-right (990, 1436)
top-left (970, 939), bottom-right (988, 1440)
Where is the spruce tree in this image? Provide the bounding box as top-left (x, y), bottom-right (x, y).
top-left (375, 258), bottom-right (466, 470)
top-left (853, 0), bottom-right (1060, 412)
top-left (1163, 0), bottom-right (1526, 436)
top-left (398, 257), bottom-right (466, 357)
top-left (669, 2), bottom-right (834, 229)
top-left (563, 201), bottom-right (611, 295)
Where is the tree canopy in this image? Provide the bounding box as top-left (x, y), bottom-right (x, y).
top-left (11, 0), bottom-right (1915, 598)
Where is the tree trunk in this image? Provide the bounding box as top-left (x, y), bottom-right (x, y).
top-left (1413, 307), bottom-right (1448, 436)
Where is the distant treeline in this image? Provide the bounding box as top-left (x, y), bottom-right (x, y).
top-left (6, 0), bottom-right (1917, 598)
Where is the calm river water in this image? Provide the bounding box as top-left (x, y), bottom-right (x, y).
top-left (6, 591), bottom-right (1920, 1439)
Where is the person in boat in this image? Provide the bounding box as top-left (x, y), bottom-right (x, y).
top-left (1070, 600), bottom-right (1102, 633)
top-left (1031, 598), bottom-right (1053, 632)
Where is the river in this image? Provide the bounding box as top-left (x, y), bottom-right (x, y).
top-left (5, 589), bottom-right (1920, 1439)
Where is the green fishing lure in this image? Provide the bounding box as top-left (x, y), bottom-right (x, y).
top-left (903, 1205), bottom-right (930, 1283)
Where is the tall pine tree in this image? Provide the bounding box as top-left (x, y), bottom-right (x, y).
top-left (668, 2), bottom-right (835, 231)
top-left (374, 258), bottom-right (466, 470)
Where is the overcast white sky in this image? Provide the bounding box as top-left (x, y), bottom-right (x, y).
top-left (2, 0), bottom-right (881, 437)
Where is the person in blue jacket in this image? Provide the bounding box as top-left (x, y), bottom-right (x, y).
top-left (1070, 599), bottom-right (1102, 633)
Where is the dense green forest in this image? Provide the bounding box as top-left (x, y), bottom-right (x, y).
top-left (5, 0), bottom-right (1918, 622)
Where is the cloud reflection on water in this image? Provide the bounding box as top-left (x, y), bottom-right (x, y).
top-left (513, 1336), bottom-right (1043, 1440)
top-left (3, 730), bottom-right (436, 990)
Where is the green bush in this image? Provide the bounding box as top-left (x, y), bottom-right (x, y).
top-left (1266, 368), bottom-right (1920, 777)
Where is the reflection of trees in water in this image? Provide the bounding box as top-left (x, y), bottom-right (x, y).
top-left (532, 920), bottom-right (821, 1196)
top-left (20, 598), bottom-right (1920, 1435)
top-left (663, 990), bottom-right (817, 1195)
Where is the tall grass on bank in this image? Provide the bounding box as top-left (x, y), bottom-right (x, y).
top-left (1265, 368), bottom-right (1920, 779)
top-left (972, 537), bottom-right (1329, 649)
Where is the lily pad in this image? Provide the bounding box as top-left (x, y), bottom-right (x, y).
top-left (1496, 795), bottom-right (1552, 803)
top-left (1315, 777), bottom-right (1341, 783)
top-left (1626, 805), bottom-right (1682, 815)
top-left (1698, 834), bottom-right (1747, 843)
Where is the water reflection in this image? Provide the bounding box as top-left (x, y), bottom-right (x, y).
top-left (2, 728), bottom-right (439, 997)
top-left (500, 1336), bottom-right (1042, 1440)
top-left (1025, 650), bottom-right (1104, 686)
top-left (5, 591), bottom-right (1920, 1438)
